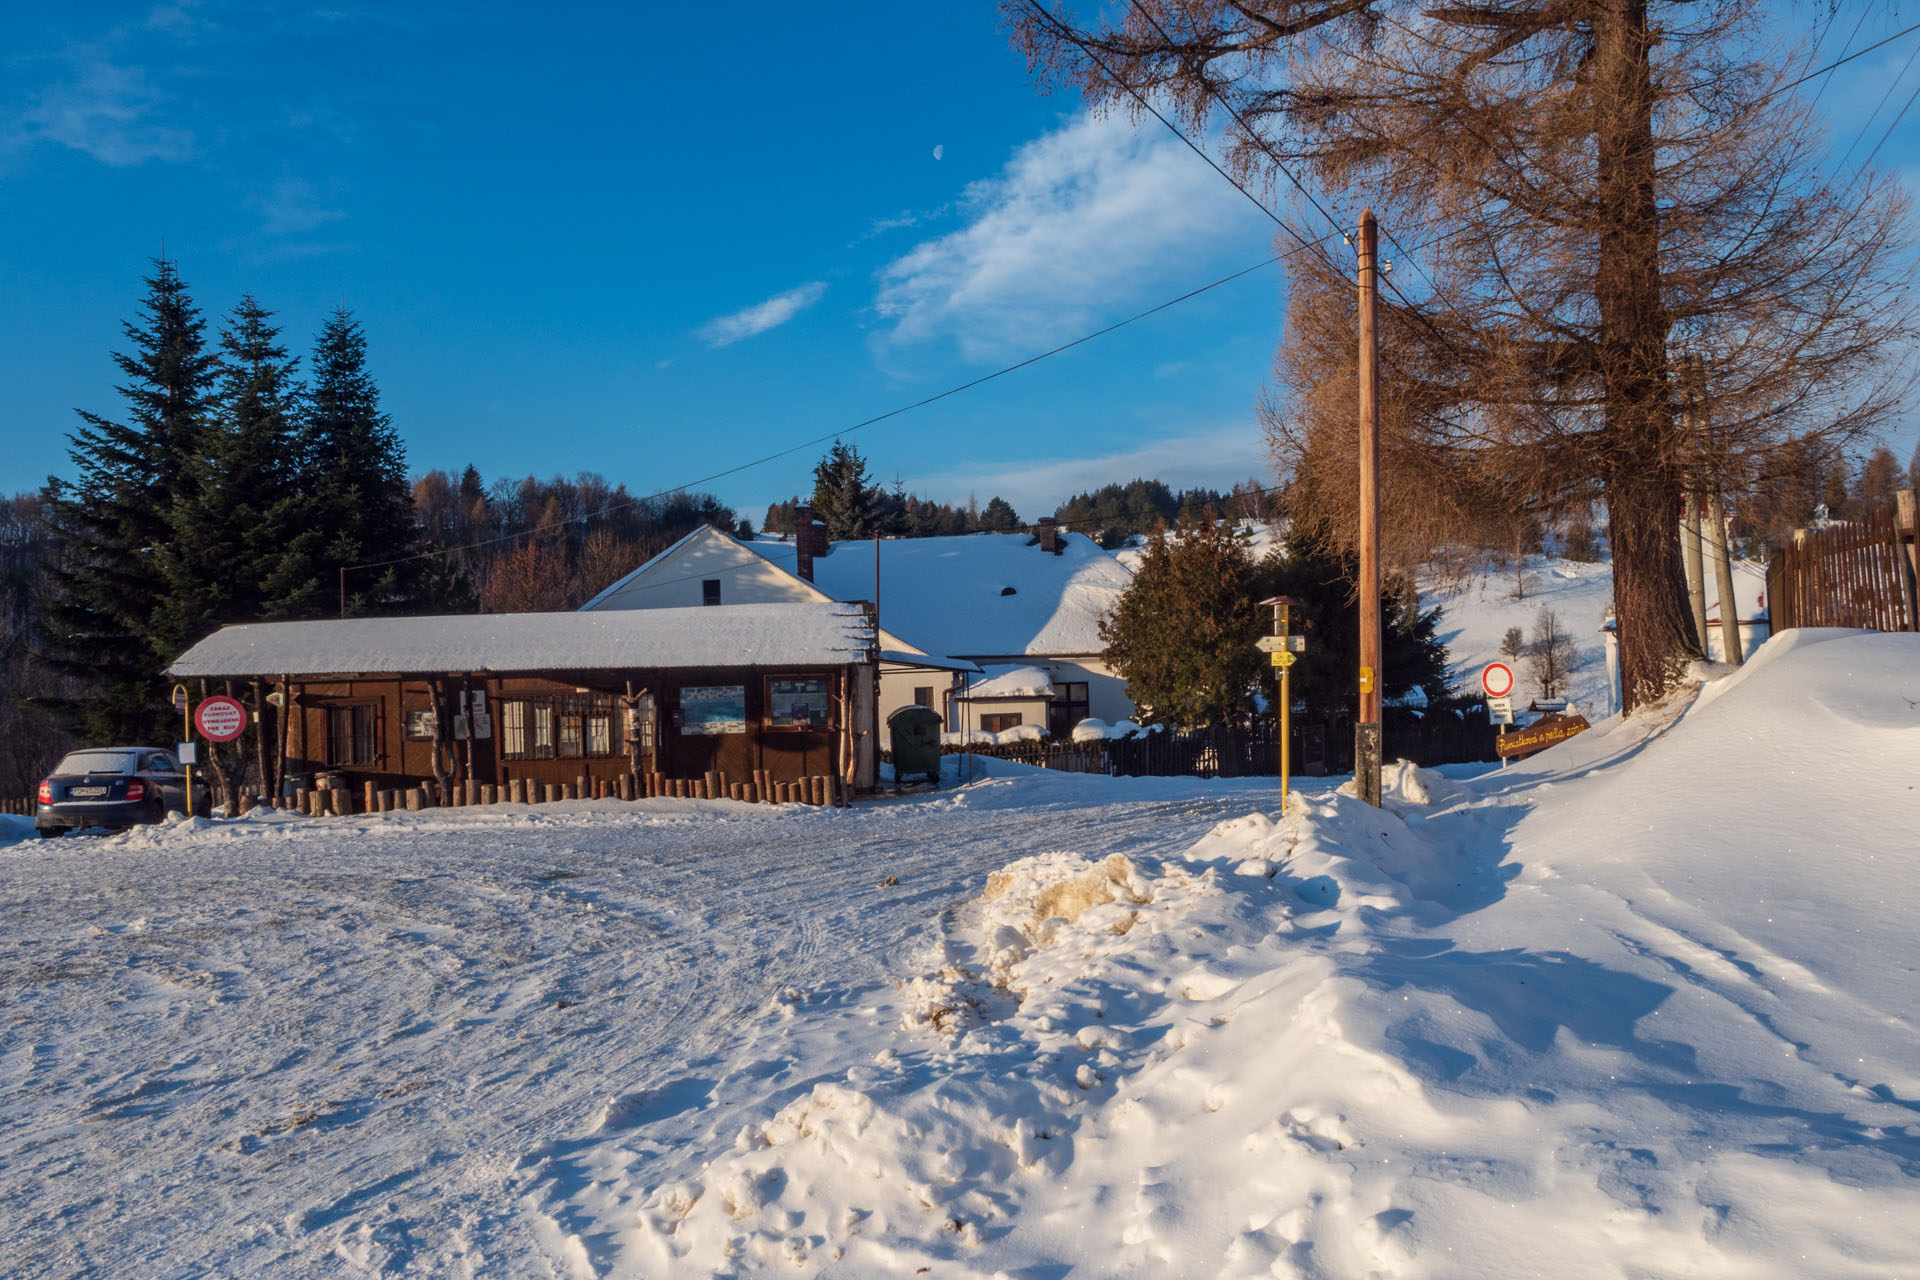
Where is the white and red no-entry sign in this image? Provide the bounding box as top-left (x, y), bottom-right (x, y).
top-left (1480, 662), bottom-right (1515, 699)
top-left (194, 695), bottom-right (248, 742)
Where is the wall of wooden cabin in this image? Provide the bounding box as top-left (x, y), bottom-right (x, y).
top-left (280, 665), bottom-right (869, 795)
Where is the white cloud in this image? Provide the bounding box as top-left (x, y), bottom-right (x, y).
top-left (895, 421), bottom-right (1272, 519)
top-left (699, 281), bottom-right (828, 348)
top-left (23, 60), bottom-right (193, 166)
top-left (247, 176), bottom-right (345, 235)
top-left (874, 109), bottom-right (1267, 360)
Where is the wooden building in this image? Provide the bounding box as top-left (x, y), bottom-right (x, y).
top-left (167, 602), bottom-right (878, 800)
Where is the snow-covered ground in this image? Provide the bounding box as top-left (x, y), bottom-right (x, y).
top-left (5, 628), bottom-right (1917, 1277)
top-left (1417, 555), bottom-right (1618, 712)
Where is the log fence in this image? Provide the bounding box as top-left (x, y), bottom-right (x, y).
top-left (2, 771), bottom-right (844, 822)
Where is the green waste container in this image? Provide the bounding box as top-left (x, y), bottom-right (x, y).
top-left (887, 705), bottom-right (943, 788)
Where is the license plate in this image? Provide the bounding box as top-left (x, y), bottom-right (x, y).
top-left (71, 786), bottom-right (108, 797)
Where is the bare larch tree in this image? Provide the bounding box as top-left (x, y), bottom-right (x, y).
top-left (1008, 0), bottom-right (1912, 709)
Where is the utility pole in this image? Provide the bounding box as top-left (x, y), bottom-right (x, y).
top-left (1681, 494), bottom-right (1708, 650)
top-left (1706, 492), bottom-right (1743, 664)
top-left (1355, 209), bottom-right (1382, 807)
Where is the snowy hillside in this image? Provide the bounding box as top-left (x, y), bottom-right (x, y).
top-left (1417, 556), bottom-right (1617, 711)
top-left (4, 629), bottom-right (1915, 1277)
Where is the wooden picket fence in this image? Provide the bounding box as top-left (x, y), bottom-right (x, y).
top-left (915, 710), bottom-right (1498, 780)
top-left (1766, 496), bottom-right (1920, 633)
top-left (1, 797), bottom-right (38, 816)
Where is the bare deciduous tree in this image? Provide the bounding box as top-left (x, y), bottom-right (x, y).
top-left (1527, 607), bottom-right (1579, 702)
top-left (1009, 0), bottom-right (1913, 710)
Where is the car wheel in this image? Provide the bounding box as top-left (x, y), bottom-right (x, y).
top-left (36, 827), bottom-right (63, 839)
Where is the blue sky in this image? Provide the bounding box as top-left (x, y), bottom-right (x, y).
top-left (3, 2), bottom-right (1916, 525)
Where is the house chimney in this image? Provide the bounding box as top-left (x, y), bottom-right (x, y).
top-left (1038, 516), bottom-right (1061, 554)
top-left (794, 504), bottom-right (817, 582)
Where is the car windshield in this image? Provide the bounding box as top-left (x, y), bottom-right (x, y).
top-left (55, 750), bottom-right (140, 776)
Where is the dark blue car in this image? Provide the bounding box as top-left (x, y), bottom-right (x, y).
top-left (35, 747), bottom-right (209, 837)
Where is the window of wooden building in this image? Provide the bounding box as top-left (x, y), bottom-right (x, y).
top-left (765, 676), bottom-right (830, 730)
top-left (500, 694), bottom-right (617, 762)
top-left (981, 712), bottom-right (1023, 734)
top-left (326, 703), bottom-right (379, 766)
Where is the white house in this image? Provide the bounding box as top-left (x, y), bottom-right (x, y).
top-left (581, 510), bottom-right (1138, 736)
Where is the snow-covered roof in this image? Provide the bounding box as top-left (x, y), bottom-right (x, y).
top-left (958, 664), bottom-right (1056, 699)
top-left (880, 650), bottom-right (983, 675)
top-left (742, 532), bottom-right (1133, 658)
top-left (168, 603), bottom-right (875, 678)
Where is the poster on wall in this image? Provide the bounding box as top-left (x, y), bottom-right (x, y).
top-left (768, 677), bottom-right (830, 728)
top-left (681, 685), bottom-right (746, 735)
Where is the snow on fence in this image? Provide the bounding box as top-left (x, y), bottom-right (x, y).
top-left (1766, 495), bottom-right (1920, 634)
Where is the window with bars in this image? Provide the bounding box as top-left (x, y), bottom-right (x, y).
top-left (499, 694), bottom-right (617, 761)
top-left (325, 703), bottom-right (379, 766)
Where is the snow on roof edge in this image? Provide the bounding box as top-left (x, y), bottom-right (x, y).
top-left (169, 603), bottom-right (877, 678)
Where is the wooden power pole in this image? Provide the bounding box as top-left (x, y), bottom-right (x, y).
top-left (1355, 209), bottom-right (1382, 806)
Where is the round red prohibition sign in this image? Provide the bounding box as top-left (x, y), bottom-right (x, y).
top-left (194, 695), bottom-right (249, 743)
top-left (1480, 662), bottom-right (1516, 699)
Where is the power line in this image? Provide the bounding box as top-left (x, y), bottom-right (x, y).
top-left (358, 7), bottom-right (1915, 584)
top-left (347, 247), bottom-right (1323, 575)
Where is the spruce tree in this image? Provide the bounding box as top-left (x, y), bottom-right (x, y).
top-left (1100, 515), bottom-right (1264, 728)
top-left (40, 258), bottom-right (219, 741)
top-left (810, 441), bottom-right (882, 540)
top-left (979, 496), bottom-right (1021, 532)
top-left (153, 296), bottom-right (307, 649)
top-left (296, 308), bottom-right (427, 616)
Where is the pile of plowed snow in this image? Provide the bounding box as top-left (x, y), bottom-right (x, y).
top-left (623, 629), bottom-right (1920, 1277)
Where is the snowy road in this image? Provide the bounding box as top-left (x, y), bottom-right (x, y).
top-left (0, 773), bottom-right (1295, 1277)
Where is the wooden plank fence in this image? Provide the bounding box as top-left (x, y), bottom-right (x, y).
top-left (1766, 493), bottom-right (1920, 634)
top-left (1, 797), bottom-right (39, 816)
top-left (913, 709), bottom-right (1497, 780)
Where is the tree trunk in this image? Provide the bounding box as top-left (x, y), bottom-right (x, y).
top-left (250, 679), bottom-right (268, 806)
top-left (1594, 0), bottom-right (1701, 710)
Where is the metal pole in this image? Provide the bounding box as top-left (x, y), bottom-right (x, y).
top-left (1707, 492), bottom-right (1743, 664)
top-left (339, 565), bottom-right (346, 619)
top-left (1355, 209), bottom-right (1383, 806)
top-left (176, 685), bottom-right (194, 818)
top-left (1280, 665), bottom-right (1291, 815)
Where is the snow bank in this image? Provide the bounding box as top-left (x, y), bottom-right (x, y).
top-left (620, 629), bottom-right (1920, 1277)
top-left (0, 814), bottom-right (35, 845)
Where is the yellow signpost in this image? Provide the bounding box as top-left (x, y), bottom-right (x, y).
top-left (171, 683), bottom-right (194, 818)
top-left (1257, 597), bottom-right (1305, 815)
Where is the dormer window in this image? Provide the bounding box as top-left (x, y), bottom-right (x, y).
top-left (702, 579), bottom-right (722, 606)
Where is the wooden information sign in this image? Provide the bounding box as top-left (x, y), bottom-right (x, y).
top-left (1493, 711), bottom-right (1590, 760)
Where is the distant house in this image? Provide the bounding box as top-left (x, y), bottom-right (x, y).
top-left (582, 508), bottom-right (1137, 736)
